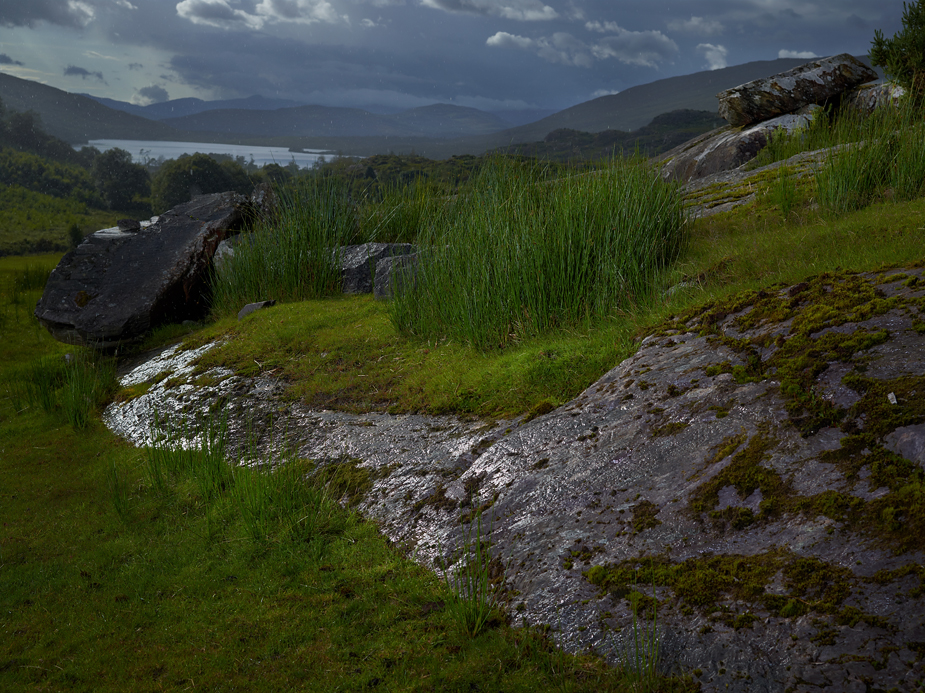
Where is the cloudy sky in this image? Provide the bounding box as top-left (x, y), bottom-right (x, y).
top-left (0, 0), bottom-right (905, 113)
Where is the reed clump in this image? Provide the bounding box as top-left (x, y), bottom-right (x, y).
top-left (389, 157), bottom-right (686, 350)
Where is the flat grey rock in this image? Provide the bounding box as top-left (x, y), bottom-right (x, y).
top-left (717, 54), bottom-right (877, 127)
top-left (104, 268), bottom-right (925, 692)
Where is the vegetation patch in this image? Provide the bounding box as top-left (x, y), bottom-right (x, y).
top-left (585, 549), bottom-right (889, 634)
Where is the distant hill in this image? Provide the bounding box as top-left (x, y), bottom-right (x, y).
top-left (0, 73), bottom-right (179, 144)
top-left (83, 94), bottom-right (308, 120)
top-left (158, 103), bottom-right (512, 139)
top-left (494, 109), bottom-right (727, 161)
top-left (416, 57), bottom-right (828, 157)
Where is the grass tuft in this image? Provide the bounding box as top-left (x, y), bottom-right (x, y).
top-left (390, 156), bottom-right (686, 350)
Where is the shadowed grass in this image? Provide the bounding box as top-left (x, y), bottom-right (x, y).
top-left (210, 175), bottom-right (359, 315)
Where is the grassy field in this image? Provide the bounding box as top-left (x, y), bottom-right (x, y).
top-left (3, 100), bottom-right (925, 691)
top-left (0, 258), bottom-right (694, 691)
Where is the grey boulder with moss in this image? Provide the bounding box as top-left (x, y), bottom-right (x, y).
top-left (35, 192), bottom-right (252, 350)
top-left (104, 268), bottom-right (925, 692)
top-left (659, 105), bottom-right (820, 182)
top-left (717, 53), bottom-right (877, 127)
top-left (338, 242), bottom-right (416, 295)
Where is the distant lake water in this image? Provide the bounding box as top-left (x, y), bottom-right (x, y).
top-left (85, 139), bottom-right (330, 169)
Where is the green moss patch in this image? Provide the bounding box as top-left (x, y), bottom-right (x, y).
top-left (584, 549), bottom-right (890, 633)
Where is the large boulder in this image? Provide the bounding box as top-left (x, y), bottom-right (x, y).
top-left (373, 253), bottom-right (419, 300)
top-left (337, 243), bottom-right (416, 294)
top-left (35, 192), bottom-right (250, 349)
top-left (659, 105), bottom-right (820, 182)
top-left (718, 54), bottom-right (877, 127)
top-left (105, 267), bottom-right (925, 692)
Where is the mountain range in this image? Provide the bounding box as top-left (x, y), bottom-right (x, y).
top-left (0, 55), bottom-right (882, 159)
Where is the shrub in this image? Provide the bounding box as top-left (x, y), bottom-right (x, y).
top-left (151, 153), bottom-right (252, 212)
top-left (871, 0), bottom-right (925, 100)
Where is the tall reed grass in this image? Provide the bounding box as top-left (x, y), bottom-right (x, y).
top-left (144, 411), bottom-right (231, 498)
top-left (138, 410), bottom-right (348, 546)
top-left (357, 179), bottom-right (449, 244)
top-left (814, 99), bottom-right (925, 214)
top-left (2, 351), bottom-right (115, 428)
top-left (210, 175), bottom-right (360, 315)
top-left (390, 157), bottom-right (686, 350)
top-left (443, 510), bottom-right (499, 637)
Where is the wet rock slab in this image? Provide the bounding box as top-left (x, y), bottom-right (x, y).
top-left (104, 268), bottom-right (925, 692)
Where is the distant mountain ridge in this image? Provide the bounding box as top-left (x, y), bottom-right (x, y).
top-left (0, 54), bottom-right (884, 157)
top-left (83, 94), bottom-right (308, 120)
top-left (157, 102), bottom-right (513, 139)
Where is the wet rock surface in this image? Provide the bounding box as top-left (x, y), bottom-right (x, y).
top-left (35, 192), bottom-right (250, 349)
top-left (660, 105), bottom-right (820, 183)
top-left (104, 268), bottom-right (925, 692)
top-left (338, 242), bottom-right (416, 294)
top-left (717, 54), bottom-right (877, 128)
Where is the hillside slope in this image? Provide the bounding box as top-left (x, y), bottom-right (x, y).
top-left (0, 73), bottom-right (178, 144)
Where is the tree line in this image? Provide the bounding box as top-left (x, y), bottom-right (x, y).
top-left (0, 97), bottom-right (303, 215)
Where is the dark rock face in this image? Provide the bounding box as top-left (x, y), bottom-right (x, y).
top-left (842, 82), bottom-right (906, 115)
top-left (338, 243), bottom-right (416, 294)
top-left (660, 106), bottom-right (819, 182)
top-left (374, 253), bottom-right (418, 300)
top-left (717, 54), bottom-right (877, 127)
top-left (104, 267), bottom-right (925, 692)
top-left (35, 192), bottom-right (249, 349)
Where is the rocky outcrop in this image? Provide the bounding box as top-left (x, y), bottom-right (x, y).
top-left (338, 242), bottom-right (416, 294)
top-left (842, 81), bottom-right (906, 115)
top-left (717, 54), bottom-right (877, 127)
top-left (35, 192), bottom-right (251, 350)
top-left (374, 253), bottom-right (418, 300)
top-left (104, 267), bottom-right (925, 692)
top-left (660, 105), bottom-right (819, 182)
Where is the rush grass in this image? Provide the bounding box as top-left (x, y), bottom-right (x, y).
top-left (390, 157), bottom-right (685, 350)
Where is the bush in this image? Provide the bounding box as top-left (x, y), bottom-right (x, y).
top-left (871, 0), bottom-right (925, 99)
top-left (151, 153), bottom-right (252, 212)
top-left (91, 148), bottom-right (150, 210)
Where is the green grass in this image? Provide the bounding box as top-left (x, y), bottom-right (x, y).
top-left (390, 156), bottom-right (685, 350)
top-left (0, 186), bottom-right (122, 256)
top-left (0, 253), bottom-right (697, 692)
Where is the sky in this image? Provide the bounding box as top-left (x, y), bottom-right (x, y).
top-left (0, 0), bottom-right (907, 114)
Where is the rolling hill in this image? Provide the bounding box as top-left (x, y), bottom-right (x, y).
top-left (0, 73), bottom-right (179, 144)
top-left (157, 102), bottom-right (511, 139)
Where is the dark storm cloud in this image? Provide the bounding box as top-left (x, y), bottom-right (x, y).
top-left (64, 64), bottom-right (106, 82)
top-left (132, 84), bottom-right (169, 105)
top-left (0, 52), bottom-right (23, 65)
top-left (0, 0), bottom-right (95, 28)
top-left (2, 0), bottom-right (906, 113)
top-left (420, 0), bottom-right (558, 21)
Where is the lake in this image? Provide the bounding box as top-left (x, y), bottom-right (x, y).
top-left (85, 139), bottom-right (331, 169)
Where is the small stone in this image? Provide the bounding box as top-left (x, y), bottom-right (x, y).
top-left (238, 300), bottom-right (276, 321)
